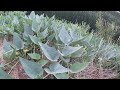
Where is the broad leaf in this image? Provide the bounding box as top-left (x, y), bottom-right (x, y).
top-left (13, 33), bottom-right (24, 50)
top-left (24, 24), bottom-right (33, 36)
top-left (38, 28), bottom-right (48, 39)
top-left (23, 34), bottom-right (32, 44)
top-left (38, 60), bottom-right (48, 67)
top-left (3, 48), bottom-right (16, 61)
top-left (32, 19), bottom-right (40, 32)
top-left (58, 25), bottom-right (72, 45)
top-left (3, 50), bottom-right (13, 60)
top-left (9, 48), bottom-right (16, 60)
top-left (28, 53), bottom-right (40, 60)
top-left (0, 68), bottom-right (13, 79)
top-left (62, 46), bottom-right (83, 56)
top-left (54, 73), bottom-right (69, 79)
top-left (12, 16), bottom-right (19, 25)
top-left (48, 34), bottom-right (55, 41)
top-left (44, 63), bottom-right (70, 74)
top-left (19, 57), bottom-right (43, 79)
top-left (62, 58), bottom-right (70, 63)
top-left (70, 30), bottom-right (82, 41)
top-left (39, 42), bottom-right (60, 61)
top-left (36, 14), bottom-right (40, 22)
top-left (3, 39), bottom-right (12, 53)
top-left (70, 37), bottom-right (85, 46)
top-left (70, 62), bottom-right (89, 73)
top-left (29, 11), bottom-right (35, 20)
top-left (29, 35), bottom-right (40, 45)
top-left (83, 33), bottom-right (93, 43)
top-left (71, 48), bottom-right (86, 57)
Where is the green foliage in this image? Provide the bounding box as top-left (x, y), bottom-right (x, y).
top-left (39, 42), bottom-right (60, 62)
top-left (28, 53), bottom-right (41, 60)
top-left (44, 62), bottom-right (70, 74)
top-left (70, 62), bottom-right (89, 73)
top-left (95, 14), bottom-right (120, 44)
top-left (1, 11), bottom-right (120, 79)
top-left (19, 57), bottom-right (43, 79)
top-left (12, 32), bottom-right (24, 50)
top-left (29, 11), bottom-right (120, 32)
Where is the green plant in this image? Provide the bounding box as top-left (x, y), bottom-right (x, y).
top-left (28, 11), bottom-right (120, 32)
top-left (95, 14), bottom-right (120, 44)
top-left (1, 11), bottom-right (120, 79)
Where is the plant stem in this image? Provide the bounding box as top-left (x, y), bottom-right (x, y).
top-left (43, 74), bottom-right (49, 79)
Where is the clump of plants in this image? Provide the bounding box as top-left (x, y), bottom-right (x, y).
top-left (96, 14), bottom-right (120, 44)
top-left (1, 11), bottom-right (120, 79)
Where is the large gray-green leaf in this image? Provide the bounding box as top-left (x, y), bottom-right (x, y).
top-left (3, 50), bottom-right (13, 61)
top-left (9, 48), bottom-right (16, 60)
top-left (53, 26), bottom-right (59, 41)
top-left (3, 39), bottom-right (12, 53)
top-left (12, 16), bottom-right (19, 25)
top-left (29, 11), bottom-right (36, 20)
top-left (29, 35), bottom-right (40, 45)
top-left (3, 48), bottom-right (16, 61)
top-left (24, 24), bottom-right (33, 37)
top-left (32, 19), bottom-right (40, 32)
top-left (62, 46), bottom-right (83, 56)
top-left (62, 58), bottom-right (70, 63)
top-left (58, 25), bottom-right (72, 45)
top-left (48, 33), bottom-right (55, 41)
top-left (38, 28), bottom-right (48, 39)
top-left (70, 30), bottom-right (83, 41)
top-left (38, 60), bottom-right (48, 67)
top-left (13, 33), bottom-right (24, 50)
top-left (54, 73), bottom-right (69, 79)
top-left (70, 38), bottom-right (84, 46)
top-left (28, 53), bottom-right (40, 60)
top-left (44, 63), bottom-right (70, 74)
top-left (71, 48), bottom-right (86, 57)
top-left (39, 42), bottom-right (60, 61)
top-left (36, 14), bottom-right (40, 22)
top-left (83, 33), bottom-right (93, 43)
top-left (70, 62), bottom-right (89, 73)
top-left (23, 35), bottom-right (32, 45)
top-left (19, 57), bottom-right (43, 79)
top-left (0, 68), bottom-right (13, 79)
